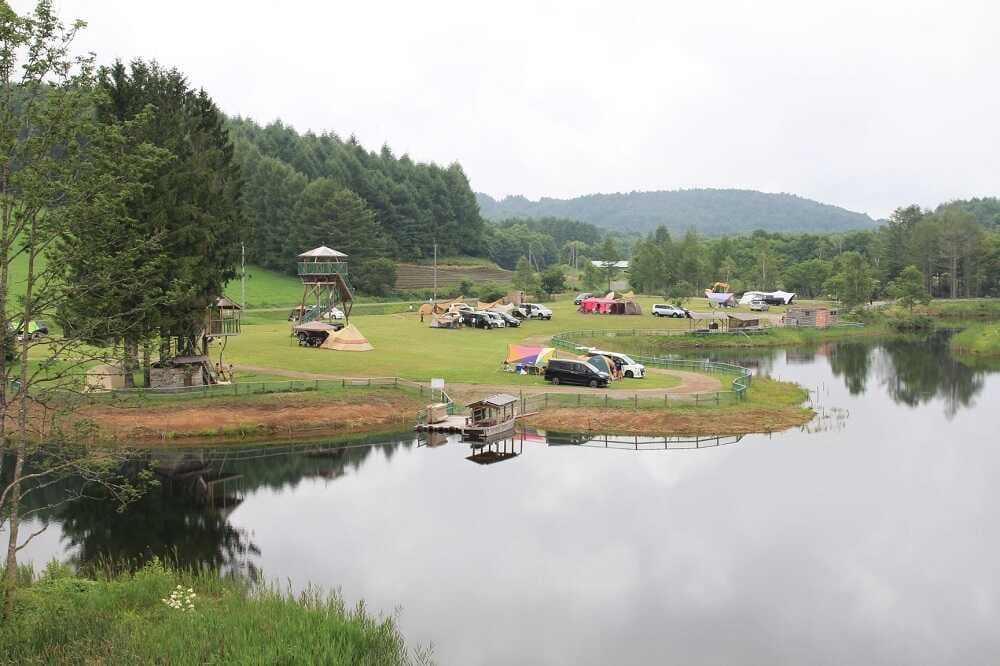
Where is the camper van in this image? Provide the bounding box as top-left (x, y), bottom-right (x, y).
top-left (544, 359), bottom-right (610, 388)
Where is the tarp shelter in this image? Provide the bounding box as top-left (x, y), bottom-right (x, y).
top-left (586, 354), bottom-right (611, 375)
top-left (705, 291), bottom-right (736, 307)
top-left (320, 323), bottom-right (374, 351)
top-left (739, 290), bottom-right (796, 305)
top-left (686, 311), bottom-right (726, 331)
top-left (429, 313), bottom-right (461, 328)
top-left (727, 313), bottom-right (762, 330)
top-left (505, 344), bottom-right (555, 369)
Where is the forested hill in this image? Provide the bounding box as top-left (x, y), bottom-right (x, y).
top-left (228, 117), bottom-right (484, 275)
top-left (476, 189), bottom-right (878, 236)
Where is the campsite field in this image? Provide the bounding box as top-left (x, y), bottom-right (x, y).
top-left (224, 298), bottom-right (690, 388)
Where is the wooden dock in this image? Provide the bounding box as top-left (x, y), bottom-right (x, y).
top-left (415, 416), bottom-right (516, 441)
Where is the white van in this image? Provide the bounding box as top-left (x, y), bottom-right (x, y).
top-left (519, 303), bottom-right (553, 320)
top-left (588, 349), bottom-right (646, 378)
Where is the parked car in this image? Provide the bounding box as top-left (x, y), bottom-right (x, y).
top-left (544, 359), bottom-right (610, 388)
top-left (589, 350), bottom-right (645, 378)
top-left (478, 311), bottom-right (506, 328)
top-left (460, 311), bottom-right (497, 329)
top-left (651, 304), bottom-right (687, 318)
top-left (518, 303), bottom-right (553, 320)
top-left (574, 292), bottom-right (593, 305)
top-left (749, 299), bottom-right (769, 311)
top-left (494, 311), bottom-right (521, 327)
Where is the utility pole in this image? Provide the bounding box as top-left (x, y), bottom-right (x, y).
top-left (240, 242), bottom-right (246, 308)
top-left (433, 241), bottom-right (438, 305)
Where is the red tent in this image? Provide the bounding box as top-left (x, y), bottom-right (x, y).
top-left (580, 297), bottom-right (616, 314)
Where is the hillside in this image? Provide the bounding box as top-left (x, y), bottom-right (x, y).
top-left (476, 189), bottom-right (877, 236)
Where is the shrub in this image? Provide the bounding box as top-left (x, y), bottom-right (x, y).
top-left (887, 315), bottom-right (934, 332)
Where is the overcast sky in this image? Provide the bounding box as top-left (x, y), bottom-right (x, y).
top-left (30, 1), bottom-right (1000, 218)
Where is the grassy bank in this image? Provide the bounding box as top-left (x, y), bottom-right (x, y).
top-left (526, 376), bottom-right (813, 436)
top-left (949, 322), bottom-right (1000, 358)
top-left (77, 384), bottom-right (426, 443)
top-left (0, 560), bottom-right (419, 665)
top-left (568, 323), bottom-right (884, 355)
top-left (921, 298), bottom-right (1000, 320)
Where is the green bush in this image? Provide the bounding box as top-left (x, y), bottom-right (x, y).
top-left (887, 315), bottom-right (934, 332)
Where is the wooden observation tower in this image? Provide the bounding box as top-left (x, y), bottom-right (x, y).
top-left (296, 246), bottom-right (354, 325)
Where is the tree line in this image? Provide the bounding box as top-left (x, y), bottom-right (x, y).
top-left (627, 201), bottom-right (1000, 305)
top-left (230, 117), bottom-right (483, 292)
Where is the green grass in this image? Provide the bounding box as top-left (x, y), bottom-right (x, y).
top-left (223, 296), bottom-right (697, 388)
top-left (921, 298), bottom-right (1000, 320)
top-left (0, 559), bottom-right (417, 665)
top-left (949, 322), bottom-right (1000, 357)
top-left (566, 322), bottom-right (884, 355)
top-left (223, 264), bottom-right (305, 309)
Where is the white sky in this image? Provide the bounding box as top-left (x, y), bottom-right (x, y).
top-left (28, 0), bottom-right (1000, 218)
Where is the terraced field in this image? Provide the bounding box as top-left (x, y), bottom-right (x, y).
top-left (394, 263), bottom-right (512, 290)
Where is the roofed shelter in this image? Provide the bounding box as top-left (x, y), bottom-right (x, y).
top-left (296, 246), bottom-right (354, 324)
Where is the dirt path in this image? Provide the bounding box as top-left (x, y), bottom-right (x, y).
top-left (234, 363), bottom-right (723, 399)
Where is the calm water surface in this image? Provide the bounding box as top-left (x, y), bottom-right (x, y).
top-left (10, 335), bottom-right (1000, 665)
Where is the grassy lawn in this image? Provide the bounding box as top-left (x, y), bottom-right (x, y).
top-left (223, 296), bottom-right (710, 388)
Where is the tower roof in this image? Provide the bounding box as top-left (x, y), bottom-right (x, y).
top-left (298, 246), bottom-right (348, 259)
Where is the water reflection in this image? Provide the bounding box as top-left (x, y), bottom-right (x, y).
top-left (16, 433), bottom-right (416, 574)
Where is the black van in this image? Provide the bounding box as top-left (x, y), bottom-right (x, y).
top-left (544, 359), bottom-right (610, 388)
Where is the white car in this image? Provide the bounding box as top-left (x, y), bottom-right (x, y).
top-left (589, 349), bottom-right (646, 379)
top-left (651, 303), bottom-right (686, 318)
top-left (324, 306), bottom-right (345, 320)
top-left (518, 303), bottom-right (553, 320)
top-left (748, 299), bottom-right (769, 312)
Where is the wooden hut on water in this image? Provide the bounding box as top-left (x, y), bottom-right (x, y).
top-left (464, 394), bottom-right (518, 441)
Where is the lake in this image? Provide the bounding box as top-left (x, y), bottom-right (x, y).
top-left (8, 333), bottom-right (1000, 664)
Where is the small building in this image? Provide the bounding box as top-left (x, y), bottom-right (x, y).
top-left (84, 364), bottom-right (126, 392)
top-left (727, 313), bottom-right (762, 331)
top-left (464, 394), bottom-right (518, 441)
top-left (150, 355), bottom-right (211, 388)
top-left (786, 306), bottom-right (835, 328)
top-left (206, 297), bottom-right (242, 337)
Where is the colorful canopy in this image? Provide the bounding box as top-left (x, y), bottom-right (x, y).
top-left (505, 344), bottom-right (555, 366)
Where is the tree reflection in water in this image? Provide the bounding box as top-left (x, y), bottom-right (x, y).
top-left (18, 433), bottom-right (415, 576)
top-left (827, 333), bottom-right (986, 418)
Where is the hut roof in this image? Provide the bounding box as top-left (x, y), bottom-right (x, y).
top-left (297, 245), bottom-right (348, 259)
top-left (211, 296), bottom-right (242, 310)
top-left (466, 393), bottom-right (518, 409)
top-left (727, 313), bottom-right (761, 321)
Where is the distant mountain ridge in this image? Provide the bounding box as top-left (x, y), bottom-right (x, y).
top-left (476, 189), bottom-right (877, 236)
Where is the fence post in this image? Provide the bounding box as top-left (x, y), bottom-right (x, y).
top-left (716, 392), bottom-right (720, 404)
top-left (634, 393), bottom-right (638, 410)
top-left (695, 393), bottom-right (699, 405)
